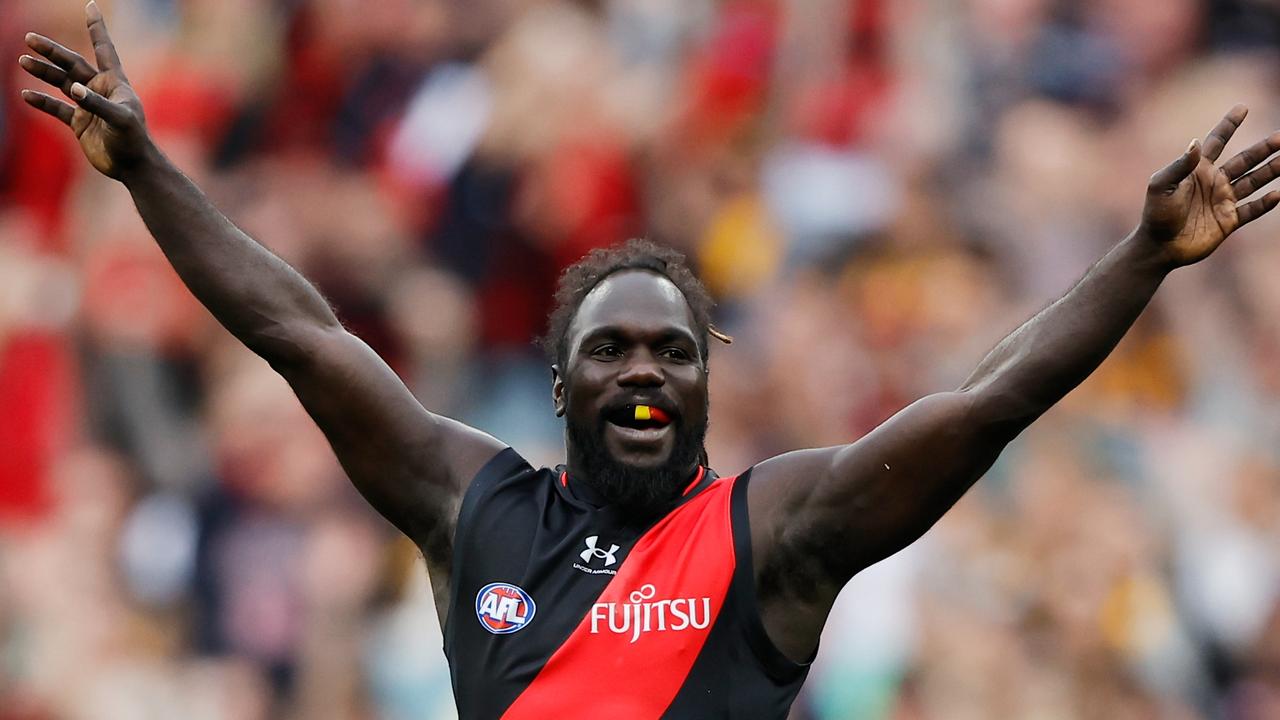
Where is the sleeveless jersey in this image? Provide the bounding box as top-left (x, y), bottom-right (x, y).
top-left (444, 448), bottom-right (810, 719)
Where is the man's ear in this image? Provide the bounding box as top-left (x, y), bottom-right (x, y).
top-left (551, 364), bottom-right (567, 417)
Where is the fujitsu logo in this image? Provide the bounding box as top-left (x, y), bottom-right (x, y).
top-left (588, 584), bottom-right (712, 644)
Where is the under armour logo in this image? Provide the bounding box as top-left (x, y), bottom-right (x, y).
top-left (580, 535), bottom-right (620, 567)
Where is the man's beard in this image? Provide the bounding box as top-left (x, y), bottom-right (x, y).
top-left (566, 409), bottom-right (707, 518)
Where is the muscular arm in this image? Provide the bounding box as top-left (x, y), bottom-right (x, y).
top-left (19, 5), bottom-right (504, 557)
top-left (752, 232), bottom-right (1164, 579)
top-left (121, 149), bottom-right (504, 546)
top-left (749, 107), bottom-right (1280, 660)
top-left (958, 233), bottom-right (1166, 427)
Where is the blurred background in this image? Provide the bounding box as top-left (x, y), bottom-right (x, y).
top-left (3, 0), bottom-right (1280, 717)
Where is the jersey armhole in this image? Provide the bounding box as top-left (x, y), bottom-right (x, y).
top-left (730, 468), bottom-right (816, 681)
top-left (443, 447), bottom-right (531, 653)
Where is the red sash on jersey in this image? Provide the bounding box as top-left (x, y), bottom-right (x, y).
top-left (501, 475), bottom-right (739, 719)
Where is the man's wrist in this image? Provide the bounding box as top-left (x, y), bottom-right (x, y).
top-left (117, 138), bottom-right (167, 188)
top-left (1124, 225), bottom-right (1181, 276)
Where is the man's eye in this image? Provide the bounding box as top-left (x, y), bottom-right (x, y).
top-left (660, 347), bottom-right (691, 360)
top-left (592, 345), bottom-right (623, 358)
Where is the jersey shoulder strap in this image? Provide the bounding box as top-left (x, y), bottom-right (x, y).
top-left (444, 447), bottom-right (536, 645)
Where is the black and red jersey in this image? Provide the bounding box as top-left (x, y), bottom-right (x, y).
top-left (444, 448), bottom-right (810, 719)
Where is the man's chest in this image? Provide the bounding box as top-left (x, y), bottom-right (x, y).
top-left (446, 475), bottom-right (741, 718)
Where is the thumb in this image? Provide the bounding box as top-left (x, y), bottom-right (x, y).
top-left (69, 82), bottom-right (134, 128)
top-left (1147, 138), bottom-right (1201, 194)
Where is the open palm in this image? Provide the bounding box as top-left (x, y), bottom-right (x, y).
top-left (66, 71), bottom-right (144, 177)
top-left (1142, 106), bottom-right (1280, 267)
top-left (19, 2), bottom-right (148, 180)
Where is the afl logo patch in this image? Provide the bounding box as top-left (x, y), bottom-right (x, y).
top-left (475, 582), bottom-right (536, 634)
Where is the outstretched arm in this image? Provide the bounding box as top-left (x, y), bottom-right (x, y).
top-left (748, 106), bottom-right (1280, 661)
top-left (18, 3), bottom-right (504, 555)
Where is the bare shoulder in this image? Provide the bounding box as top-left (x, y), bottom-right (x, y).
top-left (744, 447), bottom-right (842, 569)
top-left (744, 392), bottom-right (983, 581)
top-left (742, 447), bottom-right (846, 662)
top-left (746, 448), bottom-right (835, 518)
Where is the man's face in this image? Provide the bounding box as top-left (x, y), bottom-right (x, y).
top-left (554, 270), bottom-right (709, 512)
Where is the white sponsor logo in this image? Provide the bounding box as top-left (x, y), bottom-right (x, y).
top-left (574, 535), bottom-right (621, 575)
top-left (580, 535), bottom-right (619, 566)
top-left (588, 584), bottom-right (712, 644)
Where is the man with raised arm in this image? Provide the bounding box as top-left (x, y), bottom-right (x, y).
top-left (18, 3), bottom-right (1280, 718)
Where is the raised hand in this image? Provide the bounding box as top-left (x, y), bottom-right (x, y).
top-left (1142, 105), bottom-right (1280, 267)
top-left (19, 1), bottom-right (149, 179)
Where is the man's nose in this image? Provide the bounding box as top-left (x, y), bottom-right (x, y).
top-left (617, 353), bottom-right (664, 386)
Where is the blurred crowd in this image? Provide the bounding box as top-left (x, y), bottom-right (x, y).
top-left (3, 0), bottom-right (1280, 717)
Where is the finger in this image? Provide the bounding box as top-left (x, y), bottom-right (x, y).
top-left (85, 1), bottom-right (124, 74)
top-left (68, 81), bottom-right (132, 127)
top-left (1201, 104), bottom-right (1249, 162)
top-left (20, 89), bottom-right (75, 126)
top-left (1232, 155), bottom-right (1280, 198)
top-left (1237, 190), bottom-right (1280, 226)
top-left (19, 54), bottom-right (72, 92)
top-left (1221, 131), bottom-right (1280, 181)
top-left (1148, 138), bottom-right (1201, 194)
top-left (24, 32), bottom-right (97, 84)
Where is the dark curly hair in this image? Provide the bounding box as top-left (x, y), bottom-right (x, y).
top-left (540, 239), bottom-right (731, 369)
